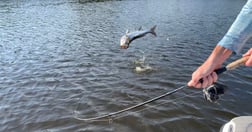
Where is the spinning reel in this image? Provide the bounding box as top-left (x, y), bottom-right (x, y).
top-left (203, 83), bottom-right (226, 103)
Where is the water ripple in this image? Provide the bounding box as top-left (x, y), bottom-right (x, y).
top-left (0, 0), bottom-right (250, 132)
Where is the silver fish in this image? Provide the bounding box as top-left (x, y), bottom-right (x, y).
top-left (120, 25), bottom-right (157, 49)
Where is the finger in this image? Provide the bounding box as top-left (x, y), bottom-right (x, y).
top-left (212, 72), bottom-right (218, 82)
top-left (248, 48), bottom-right (252, 53)
top-left (243, 48), bottom-right (252, 57)
top-left (187, 80), bottom-right (194, 87)
top-left (195, 82), bottom-right (202, 88)
top-left (208, 73), bottom-right (214, 85)
top-left (188, 79), bottom-right (201, 88)
top-left (188, 73), bottom-right (202, 87)
top-left (243, 53), bottom-right (249, 57)
top-left (245, 55), bottom-right (252, 66)
top-left (202, 77), bottom-right (209, 88)
top-left (243, 52), bottom-right (250, 57)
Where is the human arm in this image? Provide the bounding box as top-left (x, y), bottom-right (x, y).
top-left (187, 45), bottom-right (232, 88)
top-left (188, 0), bottom-right (252, 88)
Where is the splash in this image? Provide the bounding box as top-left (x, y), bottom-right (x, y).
top-left (133, 50), bottom-right (155, 73)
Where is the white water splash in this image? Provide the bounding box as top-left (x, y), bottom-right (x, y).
top-left (133, 50), bottom-right (155, 73)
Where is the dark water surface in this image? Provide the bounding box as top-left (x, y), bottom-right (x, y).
top-left (1, 0), bottom-right (252, 131)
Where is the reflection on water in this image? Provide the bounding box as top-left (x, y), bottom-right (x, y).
top-left (0, 0), bottom-right (252, 131)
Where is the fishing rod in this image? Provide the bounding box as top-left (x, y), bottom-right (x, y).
top-left (74, 85), bottom-right (187, 121)
top-left (74, 56), bottom-right (249, 122)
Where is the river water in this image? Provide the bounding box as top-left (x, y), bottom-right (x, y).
top-left (0, 0), bottom-right (252, 131)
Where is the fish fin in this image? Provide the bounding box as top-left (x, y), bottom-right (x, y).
top-left (138, 26), bottom-right (142, 30)
top-left (126, 29), bottom-right (129, 34)
top-left (150, 25), bottom-right (157, 37)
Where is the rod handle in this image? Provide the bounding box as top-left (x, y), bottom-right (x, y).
top-left (199, 56), bottom-right (250, 83)
top-left (226, 56), bottom-right (249, 70)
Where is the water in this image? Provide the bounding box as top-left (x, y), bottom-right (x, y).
top-left (0, 0), bottom-right (252, 131)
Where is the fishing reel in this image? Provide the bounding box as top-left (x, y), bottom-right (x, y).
top-left (203, 83), bottom-right (225, 103)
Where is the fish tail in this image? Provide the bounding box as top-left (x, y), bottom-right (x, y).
top-left (150, 25), bottom-right (157, 37)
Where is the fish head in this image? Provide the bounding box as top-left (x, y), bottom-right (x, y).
top-left (120, 35), bottom-right (130, 49)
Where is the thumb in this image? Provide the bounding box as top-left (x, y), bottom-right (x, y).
top-left (245, 55), bottom-right (252, 66)
top-left (187, 76), bottom-right (201, 87)
top-left (187, 80), bottom-right (194, 87)
top-left (243, 48), bottom-right (252, 57)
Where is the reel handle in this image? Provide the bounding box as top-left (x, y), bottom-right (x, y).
top-left (199, 56), bottom-right (249, 83)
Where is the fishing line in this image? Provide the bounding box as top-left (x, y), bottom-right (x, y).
top-left (73, 85), bottom-right (202, 122)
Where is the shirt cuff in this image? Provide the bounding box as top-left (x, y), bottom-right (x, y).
top-left (218, 0), bottom-right (252, 54)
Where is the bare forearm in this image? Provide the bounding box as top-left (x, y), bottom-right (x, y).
top-left (203, 45), bottom-right (233, 69)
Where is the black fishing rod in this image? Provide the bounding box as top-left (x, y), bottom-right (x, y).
top-left (75, 85), bottom-right (186, 121)
top-left (75, 56), bottom-right (249, 121)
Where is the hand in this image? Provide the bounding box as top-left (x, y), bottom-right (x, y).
top-left (243, 48), bottom-right (252, 66)
top-left (187, 62), bottom-right (218, 88)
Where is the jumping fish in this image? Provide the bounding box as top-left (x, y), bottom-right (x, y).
top-left (120, 25), bottom-right (157, 49)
